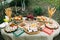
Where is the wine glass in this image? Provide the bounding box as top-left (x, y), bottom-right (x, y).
top-left (47, 6), bottom-right (56, 24)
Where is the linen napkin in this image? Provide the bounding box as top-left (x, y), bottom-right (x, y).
top-left (42, 27), bottom-right (54, 35)
top-left (13, 28), bottom-right (24, 37)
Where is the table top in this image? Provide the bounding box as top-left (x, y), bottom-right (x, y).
top-left (1, 16), bottom-right (60, 38)
top-left (1, 26), bottom-right (60, 37)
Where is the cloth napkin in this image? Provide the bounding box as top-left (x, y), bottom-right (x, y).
top-left (13, 28), bottom-right (24, 37)
top-left (42, 27), bottom-right (54, 35)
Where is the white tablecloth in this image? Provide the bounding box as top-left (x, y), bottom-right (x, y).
top-left (1, 17), bottom-right (60, 40)
top-left (1, 26), bottom-right (60, 40)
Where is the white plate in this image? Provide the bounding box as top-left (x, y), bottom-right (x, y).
top-left (0, 22), bottom-right (8, 28)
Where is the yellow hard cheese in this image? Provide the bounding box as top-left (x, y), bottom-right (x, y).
top-left (31, 24), bottom-right (36, 28)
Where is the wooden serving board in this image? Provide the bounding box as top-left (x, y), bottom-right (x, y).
top-left (23, 27), bottom-right (40, 35)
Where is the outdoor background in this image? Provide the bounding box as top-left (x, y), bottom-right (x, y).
top-left (0, 0), bottom-right (60, 24)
